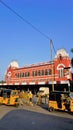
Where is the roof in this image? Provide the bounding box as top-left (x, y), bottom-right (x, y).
top-left (50, 91), bottom-right (70, 94)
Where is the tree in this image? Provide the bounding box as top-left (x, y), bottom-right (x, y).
top-left (71, 48), bottom-right (73, 68)
top-left (71, 48), bottom-right (73, 53)
top-left (0, 80), bottom-right (6, 84)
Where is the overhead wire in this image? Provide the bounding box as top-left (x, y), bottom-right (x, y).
top-left (0, 0), bottom-right (56, 54)
top-left (0, 0), bottom-right (50, 40)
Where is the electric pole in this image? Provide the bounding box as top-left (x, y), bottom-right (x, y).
top-left (50, 39), bottom-right (54, 91)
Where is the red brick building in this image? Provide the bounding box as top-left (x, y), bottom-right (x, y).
top-left (4, 49), bottom-right (72, 91)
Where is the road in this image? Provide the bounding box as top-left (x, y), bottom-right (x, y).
top-left (0, 105), bottom-right (73, 130)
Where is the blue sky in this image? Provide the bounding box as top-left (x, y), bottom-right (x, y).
top-left (0, 0), bottom-right (73, 80)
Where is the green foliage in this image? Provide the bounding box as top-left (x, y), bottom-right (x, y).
top-left (0, 80), bottom-right (6, 83)
top-left (71, 48), bottom-right (73, 53)
top-left (71, 58), bottom-right (73, 68)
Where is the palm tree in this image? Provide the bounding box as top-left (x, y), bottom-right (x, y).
top-left (71, 48), bottom-right (73, 68)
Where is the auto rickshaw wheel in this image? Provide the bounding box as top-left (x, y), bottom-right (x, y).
top-left (49, 107), bottom-right (54, 112)
top-left (15, 103), bottom-right (19, 108)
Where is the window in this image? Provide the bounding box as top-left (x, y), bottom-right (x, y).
top-left (20, 73), bottom-right (22, 78)
top-left (39, 70), bottom-right (44, 76)
top-left (22, 73), bottom-right (25, 77)
top-left (58, 69), bottom-right (64, 77)
top-left (38, 70), bottom-right (41, 76)
top-left (45, 69), bottom-right (52, 75)
top-left (45, 69), bottom-right (47, 75)
top-left (15, 73), bottom-right (19, 78)
top-left (49, 69), bottom-right (52, 75)
top-left (19, 73), bottom-right (25, 78)
top-left (32, 70), bottom-right (44, 76)
top-left (25, 72), bottom-right (30, 77)
top-left (41, 70), bottom-right (44, 75)
top-left (32, 71), bottom-right (37, 76)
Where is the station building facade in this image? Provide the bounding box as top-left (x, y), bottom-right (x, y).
top-left (4, 49), bottom-right (72, 91)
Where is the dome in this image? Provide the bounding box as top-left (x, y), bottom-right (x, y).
top-left (8, 60), bottom-right (19, 68)
top-left (55, 49), bottom-right (69, 58)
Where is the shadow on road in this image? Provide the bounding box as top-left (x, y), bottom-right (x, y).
top-left (0, 107), bottom-right (73, 130)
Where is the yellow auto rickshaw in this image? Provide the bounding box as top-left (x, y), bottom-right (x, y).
top-left (0, 88), bottom-right (19, 106)
top-left (48, 91), bottom-right (73, 112)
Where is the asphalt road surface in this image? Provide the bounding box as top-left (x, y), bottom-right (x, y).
top-left (0, 106), bottom-right (73, 130)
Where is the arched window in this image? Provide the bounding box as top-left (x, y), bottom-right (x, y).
top-left (20, 73), bottom-right (22, 78)
top-left (41, 70), bottom-right (44, 75)
top-left (49, 69), bottom-right (52, 75)
top-left (45, 69), bottom-right (52, 75)
top-left (22, 73), bottom-right (25, 77)
top-left (45, 69), bottom-right (49, 75)
top-left (58, 69), bottom-right (64, 77)
top-left (45, 69), bottom-right (47, 75)
top-left (15, 73), bottom-right (19, 78)
top-left (25, 72), bottom-right (30, 77)
top-left (19, 73), bottom-right (25, 78)
top-left (32, 71), bottom-right (37, 76)
top-left (38, 70), bottom-right (41, 76)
